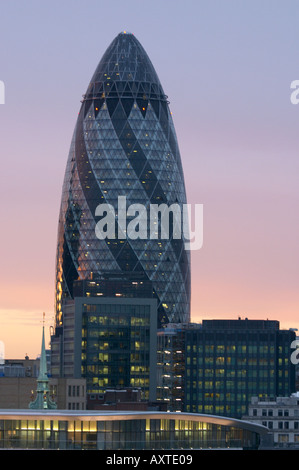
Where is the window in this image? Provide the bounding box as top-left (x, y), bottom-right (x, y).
top-left (278, 434), bottom-right (289, 443)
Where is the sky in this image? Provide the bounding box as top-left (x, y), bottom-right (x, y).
top-left (0, 0), bottom-right (298, 358)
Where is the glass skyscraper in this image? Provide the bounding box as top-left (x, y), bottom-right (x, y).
top-left (55, 32), bottom-right (191, 329)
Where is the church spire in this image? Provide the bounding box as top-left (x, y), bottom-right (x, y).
top-left (29, 313), bottom-right (57, 409)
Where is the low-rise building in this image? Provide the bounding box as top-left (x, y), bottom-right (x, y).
top-left (0, 409), bottom-right (268, 450)
top-left (0, 333), bottom-right (86, 411)
top-left (0, 375), bottom-right (86, 410)
top-left (243, 394), bottom-right (299, 448)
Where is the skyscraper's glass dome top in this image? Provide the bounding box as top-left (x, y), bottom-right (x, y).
top-left (55, 32), bottom-right (191, 327)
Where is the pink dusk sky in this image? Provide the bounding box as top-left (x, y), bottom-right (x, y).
top-left (0, 0), bottom-right (298, 358)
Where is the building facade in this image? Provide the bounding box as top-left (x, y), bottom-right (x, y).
top-left (184, 319), bottom-right (296, 419)
top-left (54, 31), bottom-right (191, 332)
top-left (243, 394), bottom-right (299, 448)
top-left (0, 372), bottom-right (86, 410)
top-left (157, 323), bottom-right (192, 412)
top-left (0, 358), bottom-right (40, 379)
top-left (0, 410), bottom-right (268, 450)
top-left (51, 275), bottom-right (157, 402)
top-left (86, 387), bottom-right (150, 411)
top-left (0, 330), bottom-right (86, 411)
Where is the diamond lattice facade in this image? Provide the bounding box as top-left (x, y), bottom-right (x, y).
top-left (55, 32), bottom-right (191, 329)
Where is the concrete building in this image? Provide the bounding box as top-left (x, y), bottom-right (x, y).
top-left (0, 373), bottom-right (86, 411)
top-left (0, 330), bottom-right (86, 410)
top-left (243, 394), bottom-right (299, 448)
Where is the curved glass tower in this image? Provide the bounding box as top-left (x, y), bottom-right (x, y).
top-left (55, 32), bottom-right (190, 328)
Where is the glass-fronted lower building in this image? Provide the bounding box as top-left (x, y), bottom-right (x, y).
top-left (0, 410), bottom-right (268, 450)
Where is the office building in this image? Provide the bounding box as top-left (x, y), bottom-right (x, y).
top-left (184, 319), bottom-right (296, 419)
top-left (51, 274), bottom-right (157, 402)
